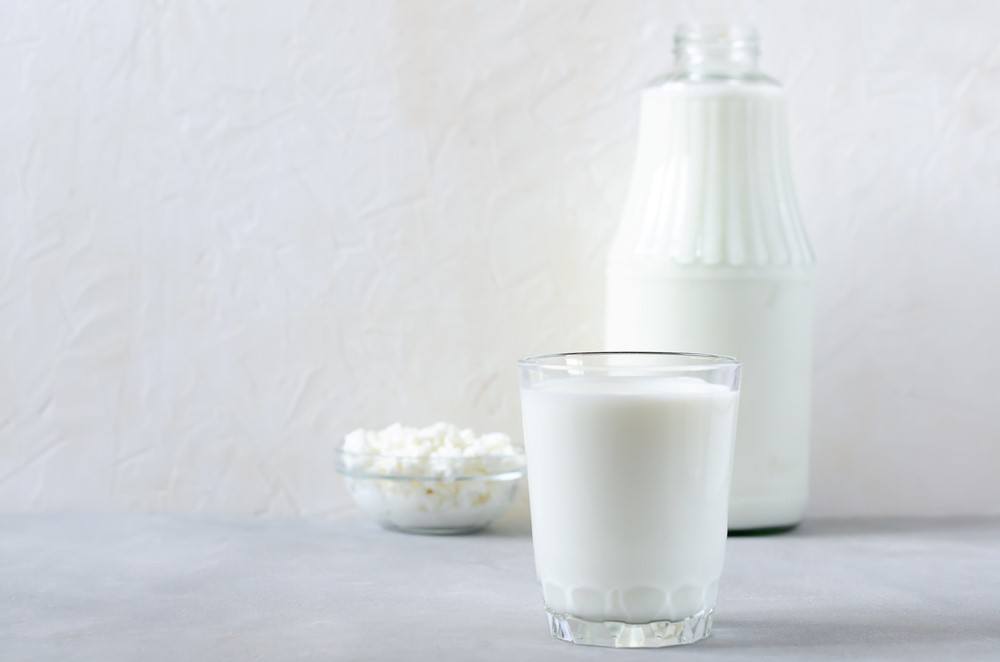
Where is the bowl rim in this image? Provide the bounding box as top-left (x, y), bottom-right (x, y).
top-left (335, 446), bottom-right (526, 481)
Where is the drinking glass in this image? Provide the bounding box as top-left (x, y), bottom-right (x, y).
top-left (518, 352), bottom-right (741, 647)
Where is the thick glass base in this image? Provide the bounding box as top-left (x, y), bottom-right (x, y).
top-left (546, 607), bottom-right (713, 648)
top-left (728, 522), bottom-right (799, 536)
top-left (728, 495), bottom-right (807, 533)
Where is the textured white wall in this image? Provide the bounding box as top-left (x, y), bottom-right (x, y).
top-left (1, 1), bottom-right (998, 517)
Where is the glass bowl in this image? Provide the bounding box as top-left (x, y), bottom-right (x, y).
top-left (335, 447), bottom-right (526, 534)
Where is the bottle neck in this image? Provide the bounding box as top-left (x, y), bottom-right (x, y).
top-left (670, 24), bottom-right (771, 83)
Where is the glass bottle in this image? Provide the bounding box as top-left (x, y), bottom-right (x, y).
top-left (605, 24), bottom-right (815, 532)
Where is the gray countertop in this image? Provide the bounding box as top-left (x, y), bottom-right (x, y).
top-left (2, 512), bottom-right (999, 661)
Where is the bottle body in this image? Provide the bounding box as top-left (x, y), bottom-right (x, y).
top-left (606, 72), bottom-right (814, 531)
top-left (607, 265), bottom-right (812, 530)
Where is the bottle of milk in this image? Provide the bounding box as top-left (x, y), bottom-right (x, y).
top-left (606, 24), bottom-right (815, 532)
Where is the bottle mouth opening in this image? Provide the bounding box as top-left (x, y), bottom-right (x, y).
top-left (674, 23), bottom-right (760, 53)
top-left (670, 23), bottom-right (763, 79)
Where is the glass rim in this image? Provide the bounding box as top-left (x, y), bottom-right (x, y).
top-left (517, 351), bottom-right (740, 373)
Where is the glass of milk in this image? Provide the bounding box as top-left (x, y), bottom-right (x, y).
top-left (518, 352), bottom-right (741, 648)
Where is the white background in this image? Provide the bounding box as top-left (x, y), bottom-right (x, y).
top-left (1, 1), bottom-right (998, 518)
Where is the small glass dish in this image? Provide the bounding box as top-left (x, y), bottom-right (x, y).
top-left (335, 447), bottom-right (526, 534)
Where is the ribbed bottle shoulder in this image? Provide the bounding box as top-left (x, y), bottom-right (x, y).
top-left (612, 84), bottom-right (814, 269)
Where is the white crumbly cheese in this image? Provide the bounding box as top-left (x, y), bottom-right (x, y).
top-left (344, 421), bottom-right (517, 456)
top-left (340, 423), bottom-right (524, 531)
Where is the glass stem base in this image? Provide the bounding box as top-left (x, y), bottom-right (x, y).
top-left (546, 607), bottom-right (713, 648)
